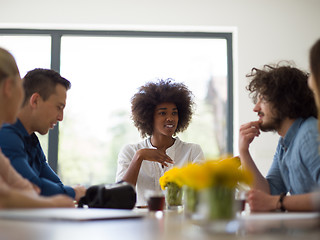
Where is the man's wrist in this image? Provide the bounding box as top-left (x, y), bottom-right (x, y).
top-left (239, 148), bottom-right (250, 156)
top-left (276, 192), bottom-right (287, 212)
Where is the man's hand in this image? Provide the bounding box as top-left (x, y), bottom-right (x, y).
top-left (247, 189), bottom-right (278, 212)
top-left (31, 183), bottom-right (41, 195)
top-left (239, 120), bottom-right (261, 153)
top-left (45, 194), bottom-right (76, 208)
top-left (73, 185), bottom-right (87, 202)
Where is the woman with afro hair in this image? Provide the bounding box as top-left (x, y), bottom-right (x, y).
top-left (116, 79), bottom-right (204, 206)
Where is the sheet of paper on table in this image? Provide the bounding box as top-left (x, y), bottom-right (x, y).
top-left (0, 208), bottom-right (145, 222)
top-left (240, 212), bottom-right (320, 220)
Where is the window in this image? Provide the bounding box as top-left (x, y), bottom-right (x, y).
top-left (0, 34), bottom-right (51, 155)
top-left (0, 29), bottom-right (233, 186)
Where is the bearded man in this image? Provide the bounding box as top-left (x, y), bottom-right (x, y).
top-left (239, 63), bottom-right (320, 212)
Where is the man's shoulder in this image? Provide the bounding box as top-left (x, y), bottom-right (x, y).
top-left (0, 123), bottom-right (24, 145)
top-left (294, 117), bottom-right (319, 142)
top-left (299, 117), bottom-right (318, 130)
top-left (0, 122), bottom-right (23, 134)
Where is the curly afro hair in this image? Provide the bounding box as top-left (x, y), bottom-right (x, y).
top-left (246, 63), bottom-right (317, 120)
top-left (131, 79), bottom-right (195, 138)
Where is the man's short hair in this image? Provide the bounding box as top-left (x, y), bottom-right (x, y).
top-left (22, 68), bottom-right (71, 106)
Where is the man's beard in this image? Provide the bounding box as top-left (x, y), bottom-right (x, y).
top-left (259, 112), bottom-right (283, 132)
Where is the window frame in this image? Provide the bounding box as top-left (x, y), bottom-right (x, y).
top-left (0, 28), bottom-right (234, 172)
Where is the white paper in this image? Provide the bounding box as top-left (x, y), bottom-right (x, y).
top-left (0, 208), bottom-right (145, 221)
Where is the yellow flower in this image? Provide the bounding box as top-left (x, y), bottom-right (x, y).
top-left (179, 163), bottom-right (210, 190)
top-left (159, 167), bottom-right (184, 190)
top-left (159, 156), bottom-right (253, 191)
top-left (201, 156), bottom-right (252, 189)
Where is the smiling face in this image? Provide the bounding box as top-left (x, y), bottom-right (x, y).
top-left (33, 84), bottom-right (67, 135)
top-left (152, 102), bottom-right (179, 137)
top-left (253, 95), bottom-right (282, 132)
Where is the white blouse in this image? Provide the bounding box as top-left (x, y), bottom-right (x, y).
top-left (116, 137), bottom-right (204, 206)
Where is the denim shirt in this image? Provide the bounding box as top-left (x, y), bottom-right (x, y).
top-left (267, 117), bottom-right (320, 195)
top-left (0, 119), bottom-right (75, 198)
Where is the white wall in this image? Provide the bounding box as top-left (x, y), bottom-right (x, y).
top-left (1, 0), bottom-right (320, 175)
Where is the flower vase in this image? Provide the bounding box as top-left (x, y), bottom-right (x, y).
top-left (165, 182), bottom-right (182, 209)
top-left (207, 186), bottom-right (235, 221)
top-left (184, 186), bottom-right (198, 216)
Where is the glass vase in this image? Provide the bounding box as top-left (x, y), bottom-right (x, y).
top-left (207, 186), bottom-right (235, 221)
top-left (184, 186), bottom-right (198, 216)
top-left (165, 182), bottom-right (182, 208)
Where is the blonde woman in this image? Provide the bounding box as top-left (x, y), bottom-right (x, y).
top-left (0, 47), bottom-right (74, 208)
top-left (308, 39), bottom-right (320, 122)
top-left (307, 39), bottom-right (320, 210)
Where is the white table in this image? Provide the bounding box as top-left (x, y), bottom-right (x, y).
top-left (0, 208), bottom-right (319, 240)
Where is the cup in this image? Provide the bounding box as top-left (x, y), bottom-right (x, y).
top-left (146, 190), bottom-right (165, 211)
top-left (235, 190), bottom-right (247, 213)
